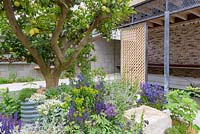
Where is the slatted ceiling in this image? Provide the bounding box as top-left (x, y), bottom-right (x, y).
top-left (147, 7), bottom-right (200, 27)
top-left (172, 13), bottom-right (188, 20)
top-left (148, 22), bottom-right (154, 27)
top-left (149, 19), bottom-right (164, 25)
top-left (189, 8), bottom-right (200, 17)
top-left (121, 23), bottom-right (146, 84)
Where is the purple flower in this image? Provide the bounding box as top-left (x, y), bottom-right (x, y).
top-left (84, 82), bottom-right (90, 87)
top-left (83, 111), bottom-right (88, 120)
top-left (0, 112), bottom-right (21, 134)
top-left (140, 82), bottom-right (166, 108)
top-left (104, 104), bottom-right (117, 118)
top-left (95, 84), bottom-right (101, 90)
top-left (95, 102), bottom-right (105, 114)
top-left (77, 74), bottom-right (84, 82)
top-left (76, 116), bottom-right (83, 124)
top-left (68, 103), bottom-right (75, 121)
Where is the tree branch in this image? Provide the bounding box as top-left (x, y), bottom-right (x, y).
top-left (51, 4), bottom-right (67, 64)
top-left (60, 14), bottom-right (111, 71)
top-left (3, 0), bottom-right (47, 74)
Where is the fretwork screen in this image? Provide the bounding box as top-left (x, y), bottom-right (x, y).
top-left (121, 23), bottom-right (147, 84)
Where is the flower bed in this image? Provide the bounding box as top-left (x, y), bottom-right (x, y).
top-left (0, 74), bottom-right (199, 134)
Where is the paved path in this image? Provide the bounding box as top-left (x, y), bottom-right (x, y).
top-left (0, 74), bottom-right (121, 92)
top-left (0, 79), bottom-right (70, 92)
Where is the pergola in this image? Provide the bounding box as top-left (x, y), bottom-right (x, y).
top-left (120, 0), bottom-right (200, 92)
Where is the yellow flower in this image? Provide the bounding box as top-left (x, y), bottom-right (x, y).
top-left (72, 88), bottom-right (80, 95)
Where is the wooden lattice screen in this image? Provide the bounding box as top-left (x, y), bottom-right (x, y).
top-left (121, 23), bottom-right (147, 84)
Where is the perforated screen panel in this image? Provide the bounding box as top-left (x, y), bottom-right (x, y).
top-left (121, 23), bottom-right (147, 84)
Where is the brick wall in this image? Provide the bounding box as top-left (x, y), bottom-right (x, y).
top-left (148, 21), bottom-right (200, 77)
top-left (148, 22), bottom-right (200, 65)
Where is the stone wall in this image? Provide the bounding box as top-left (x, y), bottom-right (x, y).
top-left (0, 38), bottom-right (120, 79)
top-left (148, 21), bottom-right (200, 77)
top-left (0, 62), bottom-right (42, 78)
top-left (91, 38), bottom-right (120, 74)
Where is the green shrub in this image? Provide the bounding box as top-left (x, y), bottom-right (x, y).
top-left (0, 88), bottom-right (8, 94)
top-left (0, 90), bottom-right (20, 116)
top-left (165, 90), bottom-right (200, 133)
top-left (0, 77), bottom-right (10, 84)
top-left (105, 80), bottom-right (139, 112)
top-left (165, 90), bottom-right (198, 124)
top-left (165, 123), bottom-right (187, 134)
top-left (186, 86), bottom-right (200, 98)
top-left (16, 77), bottom-right (36, 83)
top-left (45, 87), bottom-right (59, 99)
top-left (18, 88), bottom-right (36, 102)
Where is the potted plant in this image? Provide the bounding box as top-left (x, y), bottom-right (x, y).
top-left (21, 93), bottom-right (46, 123)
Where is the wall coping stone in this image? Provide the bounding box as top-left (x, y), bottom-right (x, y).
top-left (0, 62), bottom-right (33, 65)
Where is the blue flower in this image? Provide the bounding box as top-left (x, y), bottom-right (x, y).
top-left (76, 115), bottom-right (83, 124)
top-left (95, 102), bottom-right (105, 114)
top-left (95, 84), bottom-right (101, 90)
top-left (140, 82), bottom-right (166, 106)
top-left (84, 82), bottom-right (90, 87)
top-left (104, 103), bottom-right (117, 118)
top-left (68, 103), bottom-right (75, 121)
top-left (83, 111), bottom-right (88, 120)
top-left (77, 74), bottom-right (84, 82)
top-left (0, 112), bottom-right (21, 134)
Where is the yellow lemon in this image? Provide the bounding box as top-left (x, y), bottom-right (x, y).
top-left (33, 28), bottom-right (39, 34)
top-left (86, 24), bottom-right (90, 29)
top-left (117, 0), bottom-right (122, 3)
top-left (106, 8), bottom-right (110, 13)
top-left (14, 1), bottom-right (20, 7)
top-left (101, 6), bottom-right (107, 12)
top-left (29, 29), bottom-right (35, 36)
top-left (102, 0), bottom-right (107, 4)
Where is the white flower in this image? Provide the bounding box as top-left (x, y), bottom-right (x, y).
top-left (37, 99), bottom-right (63, 116)
top-left (28, 93), bottom-right (46, 103)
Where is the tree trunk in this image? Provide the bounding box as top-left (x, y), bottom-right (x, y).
top-left (44, 72), bottom-right (61, 89)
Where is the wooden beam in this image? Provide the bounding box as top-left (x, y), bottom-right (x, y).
top-left (170, 16), bottom-right (176, 23)
top-left (147, 22), bottom-right (154, 28)
top-left (160, 16), bottom-right (176, 24)
top-left (149, 19), bottom-right (164, 25)
top-left (189, 9), bottom-right (200, 17)
top-left (172, 13), bottom-right (188, 20)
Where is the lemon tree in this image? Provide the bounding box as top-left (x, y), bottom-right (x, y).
top-left (0, 0), bottom-right (134, 88)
